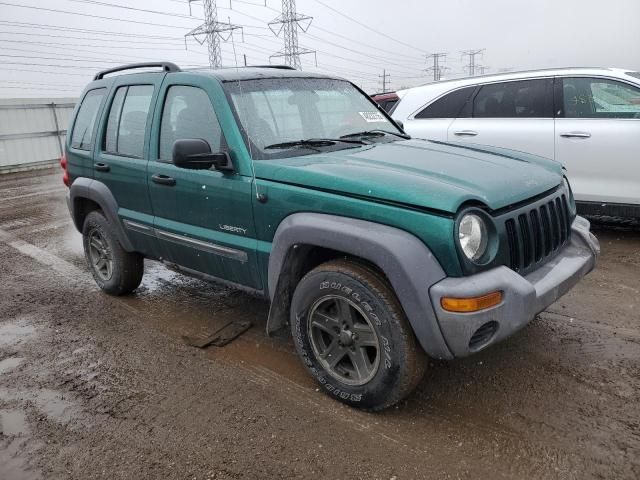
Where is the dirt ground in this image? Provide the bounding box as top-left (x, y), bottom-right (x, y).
top-left (0, 169), bottom-right (638, 480)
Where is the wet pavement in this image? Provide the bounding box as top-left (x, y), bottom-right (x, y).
top-left (0, 168), bottom-right (638, 480)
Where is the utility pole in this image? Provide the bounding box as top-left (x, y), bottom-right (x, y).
top-left (425, 52), bottom-right (448, 81)
top-left (185, 0), bottom-right (242, 68)
top-left (379, 69), bottom-right (391, 92)
top-left (269, 0), bottom-right (316, 69)
top-left (461, 48), bottom-right (485, 76)
top-left (476, 65), bottom-right (490, 75)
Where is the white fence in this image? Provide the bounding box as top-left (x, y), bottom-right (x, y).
top-left (0, 97), bottom-right (77, 173)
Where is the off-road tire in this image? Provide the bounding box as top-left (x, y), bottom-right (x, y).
top-left (82, 210), bottom-right (143, 295)
top-left (290, 259), bottom-right (427, 410)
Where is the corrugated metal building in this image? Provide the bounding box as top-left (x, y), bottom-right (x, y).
top-left (0, 97), bottom-right (77, 173)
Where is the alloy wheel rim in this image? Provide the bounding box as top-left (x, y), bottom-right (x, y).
top-left (88, 229), bottom-right (113, 281)
top-left (307, 295), bottom-right (381, 386)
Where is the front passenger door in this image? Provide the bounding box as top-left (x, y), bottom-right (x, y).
top-left (147, 79), bottom-right (261, 289)
top-left (555, 76), bottom-right (640, 205)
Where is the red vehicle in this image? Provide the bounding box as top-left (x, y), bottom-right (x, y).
top-left (371, 91), bottom-right (399, 113)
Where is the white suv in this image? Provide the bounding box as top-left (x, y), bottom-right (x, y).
top-left (392, 68), bottom-right (640, 218)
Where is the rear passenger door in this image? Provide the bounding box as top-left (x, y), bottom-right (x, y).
top-left (93, 73), bottom-right (164, 257)
top-left (147, 74), bottom-right (261, 290)
top-left (447, 79), bottom-right (555, 159)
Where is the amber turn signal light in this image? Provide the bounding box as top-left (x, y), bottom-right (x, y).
top-left (440, 291), bottom-right (503, 313)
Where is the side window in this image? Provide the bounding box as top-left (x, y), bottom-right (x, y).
top-left (561, 77), bottom-right (640, 118)
top-left (104, 87), bottom-right (126, 153)
top-left (159, 86), bottom-right (225, 160)
top-left (103, 85), bottom-right (154, 158)
top-left (70, 88), bottom-right (106, 150)
top-left (473, 80), bottom-right (549, 118)
top-left (415, 86), bottom-right (475, 119)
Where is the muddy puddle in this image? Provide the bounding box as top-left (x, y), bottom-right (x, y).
top-left (0, 356), bottom-right (25, 375)
top-left (0, 320), bottom-right (36, 349)
top-left (0, 409), bottom-right (29, 436)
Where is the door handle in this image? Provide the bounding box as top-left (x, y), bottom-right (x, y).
top-left (453, 130), bottom-right (478, 136)
top-left (94, 162), bottom-right (110, 172)
top-left (151, 173), bottom-right (176, 186)
top-left (560, 131), bottom-right (591, 138)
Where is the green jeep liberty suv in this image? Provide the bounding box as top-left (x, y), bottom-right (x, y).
top-left (62, 62), bottom-right (600, 410)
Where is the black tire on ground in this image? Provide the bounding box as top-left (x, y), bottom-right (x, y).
top-left (290, 259), bottom-right (427, 410)
top-left (82, 210), bottom-right (143, 295)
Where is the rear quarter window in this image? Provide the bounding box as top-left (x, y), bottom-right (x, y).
top-left (70, 88), bottom-right (106, 150)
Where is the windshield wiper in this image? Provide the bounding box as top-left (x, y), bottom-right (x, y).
top-left (264, 138), bottom-right (365, 150)
top-left (340, 129), bottom-right (411, 140)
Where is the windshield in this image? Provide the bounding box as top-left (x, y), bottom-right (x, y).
top-left (224, 77), bottom-right (404, 159)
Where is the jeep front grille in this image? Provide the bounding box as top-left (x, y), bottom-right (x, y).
top-left (504, 193), bottom-right (572, 273)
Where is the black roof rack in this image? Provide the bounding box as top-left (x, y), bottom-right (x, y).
top-left (94, 62), bottom-right (180, 80)
top-left (251, 65), bottom-right (296, 70)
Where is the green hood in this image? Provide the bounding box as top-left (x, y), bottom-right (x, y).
top-left (254, 139), bottom-right (563, 214)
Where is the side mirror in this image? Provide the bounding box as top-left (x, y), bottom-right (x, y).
top-left (172, 138), bottom-right (233, 171)
top-left (393, 119), bottom-right (404, 131)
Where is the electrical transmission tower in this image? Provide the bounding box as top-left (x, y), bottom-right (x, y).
top-left (461, 48), bottom-right (486, 76)
top-left (185, 0), bottom-right (243, 68)
top-left (425, 52), bottom-right (448, 81)
top-left (269, 0), bottom-right (316, 69)
top-left (379, 69), bottom-right (391, 92)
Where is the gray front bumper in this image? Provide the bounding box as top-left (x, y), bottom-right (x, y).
top-left (429, 216), bottom-right (599, 357)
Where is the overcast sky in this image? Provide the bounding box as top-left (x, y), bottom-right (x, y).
top-left (0, 0), bottom-right (639, 98)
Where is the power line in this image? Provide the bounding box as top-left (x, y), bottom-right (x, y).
top-left (311, 0), bottom-right (425, 54)
top-left (1, 67), bottom-right (97, 76)
top-left (0, 38), bottom-right (199, 52)
top-left (268, 0), bottom-right (315, 69)
top-left (67, 0), bottom-right (206, 21)
top-left (192, 2), bottom-right (425, 70)
top-left (310, 24), bottom-right (423, 62)
top-left (303, 32), bottom-right (424, 71)
top-left (0, 1), bottom-right (199, 30)
top-left (0, 29), bottom-right (187, 46)
top-left (0, 20), bottom-right (188, 41)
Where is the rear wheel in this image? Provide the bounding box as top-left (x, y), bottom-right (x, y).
top-left (290, 259), bottom-right (427, 410)
top-left (82, 211), bottom-right (143, 295)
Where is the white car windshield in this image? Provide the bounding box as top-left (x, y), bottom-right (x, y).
top-left (224, 77), bottom-right (405, 159)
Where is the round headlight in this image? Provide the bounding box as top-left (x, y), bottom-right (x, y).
top-left (458, 213), bottom-right (488, 262)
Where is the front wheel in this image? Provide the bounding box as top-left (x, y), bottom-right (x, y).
top-left (290, 259), bottom-right (427, 410)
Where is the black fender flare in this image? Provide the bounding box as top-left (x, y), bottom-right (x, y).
top-left (266, 213), bottom-right (453, 360)
top-left (68, 177), bottom-right (134, 252)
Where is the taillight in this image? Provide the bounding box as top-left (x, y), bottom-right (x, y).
top-left (60, 154), bottom-right (70, 187)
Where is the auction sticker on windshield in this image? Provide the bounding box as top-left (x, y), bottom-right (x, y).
top-left (359, 111), bottom-right (386, 122)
